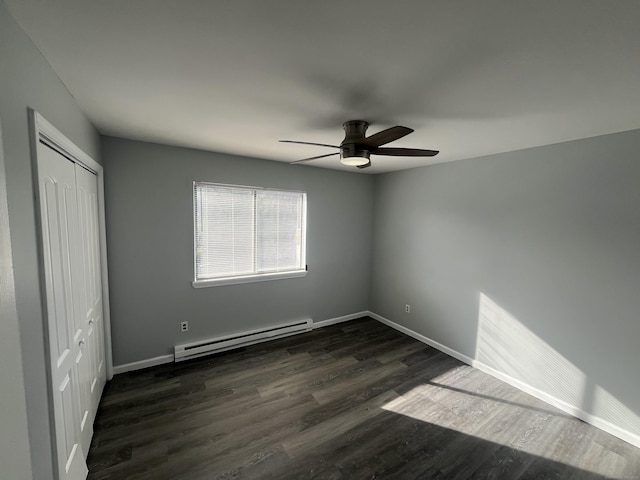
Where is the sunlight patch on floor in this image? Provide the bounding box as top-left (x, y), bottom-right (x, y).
top-left (476, 293), bottom-right (640, 444)
top-left (382, 380), bottom-right (623, 477)
top-left (381, 293), bottom-right (640, 476)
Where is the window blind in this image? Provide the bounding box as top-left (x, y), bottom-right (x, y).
top-left (194, 182), bottom-right (306, 282)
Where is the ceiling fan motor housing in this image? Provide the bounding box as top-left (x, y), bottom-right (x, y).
top-left (341, 120), bottom-right (369, 146)
top-left (340, 120), bottom-right (371, 164)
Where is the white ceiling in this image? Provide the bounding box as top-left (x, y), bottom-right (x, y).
top-left (5, 0), bottom-right (640, 173)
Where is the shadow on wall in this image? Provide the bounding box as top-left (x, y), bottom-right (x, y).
top-left (476, 293), bottom-right (640, 446)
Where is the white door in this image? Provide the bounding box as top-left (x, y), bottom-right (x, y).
top-left (37, 142), bottom-right (89, 480)
top-left (75, 165), bottom-right (106, 420)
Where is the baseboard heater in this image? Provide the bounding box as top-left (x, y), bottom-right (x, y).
top-left (174, 318), bottom-right (313, 362)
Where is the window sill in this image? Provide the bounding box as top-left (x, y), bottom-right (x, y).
top-left (192, 270), bottom-right (307, 288)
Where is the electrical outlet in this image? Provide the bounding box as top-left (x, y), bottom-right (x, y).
top-left (405, 304), bottom-right (411, 313)
top-left (180, 321), bottom-right (189, 332)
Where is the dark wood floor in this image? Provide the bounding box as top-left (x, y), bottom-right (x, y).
top-left (87, 317), bottom-right (640, 479)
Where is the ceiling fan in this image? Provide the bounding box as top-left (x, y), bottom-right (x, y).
top-left (281, 120), bottom-right (439, 169)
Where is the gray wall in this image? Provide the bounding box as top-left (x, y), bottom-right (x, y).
top-left (0, 118), bottom-right (32, 479)
top-left (102, 137), bottom-right (374, 366)
top-left (0, 4), bottom-right (102, 479)
top-left (371, 129), bottom-right (640, 441)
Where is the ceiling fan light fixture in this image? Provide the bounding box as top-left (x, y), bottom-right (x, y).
top-left (340, 150), bottom-right (370, 166)
top-left (283, 120), bottom-right (438, 167)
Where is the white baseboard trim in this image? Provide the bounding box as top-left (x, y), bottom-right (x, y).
top-left (472, 359), bottom-right (640, 448)
top-left (312, 311), bottom-right (369, 329)
top-left (112, 354), bottom-right (174, 375)
top-left (368, 311), bottom-right (640, 449)
top-left (112, 311), bottom-right (369, 375)
top-left (367, 311), bottom-right (474, 366)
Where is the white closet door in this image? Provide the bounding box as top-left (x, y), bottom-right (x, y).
top-left (37, 142), bottom-right (89, 480)
top-left (75, 164), bottom-right (106, 417)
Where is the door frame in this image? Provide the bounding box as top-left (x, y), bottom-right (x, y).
top-left (31, 110), bottom-right (114, 478)
top-left (31, 110), bottom-right (114, 381)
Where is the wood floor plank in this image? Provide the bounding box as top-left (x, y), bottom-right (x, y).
top-left (281, 389), bottom-right (400, 459)
top-left (98, 377), bottom-right (182, 407)
top-left (311, 360), bottom-right (407, 405)
top-left (205, 351), bottom-right (313, 387)
top-left (374, 340), bottom-right (429, 364)
top-left (203, 350), bottom-right (339, 393)
top-left (256, 355), bottom-right (359, 397)
top-left (87, 317), bottom-right (640, 480)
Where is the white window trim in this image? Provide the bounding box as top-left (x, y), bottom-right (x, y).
top-left (192, 269), bottom-right (307, 288)
top-left (192, 182), bottom-right (307, 288)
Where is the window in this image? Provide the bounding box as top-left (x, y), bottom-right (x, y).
top-left (193, 182), bottom-right (307, 287)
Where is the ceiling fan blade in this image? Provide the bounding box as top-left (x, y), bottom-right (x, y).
top-left (356, 161), bottom-right (372, 169)
top-left (289, 152), bottom-right (339, 164)
top-left (280, 140), bottom-right (340, 149)
top-left (371, 147), bottom-right (439, 157)
top-left (361, 126), bottom-right (413, 147)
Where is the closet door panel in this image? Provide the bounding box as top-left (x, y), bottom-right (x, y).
top-left (75, 165), bottom-right (106, 415)
top-left (37, 142), bottom-right (89, 480)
